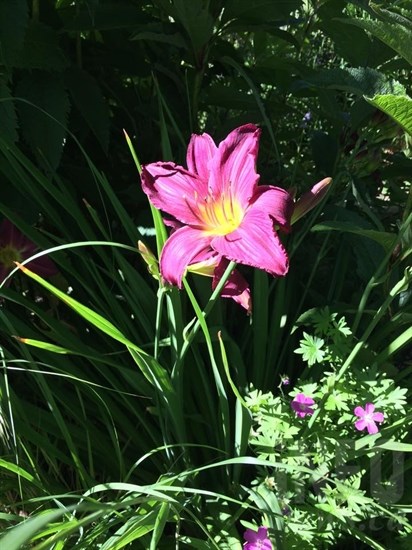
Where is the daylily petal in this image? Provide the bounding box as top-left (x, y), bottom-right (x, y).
top-left (141, 162), bottom-right (208, 226)
top-left (160, 226), bottom-right (213, 287)
top-left (249, 186), bottom-right (294, 231)
top-left (213, 258), bottom-right (251, 313)
top-left (208, 124), bottom-right (260, 209)
top-left (186, 132), bottom-right (217, 182)
top-left (211, 210), bottom-right (289, 277)
top-left (29, 256), bottom-right (58, 277)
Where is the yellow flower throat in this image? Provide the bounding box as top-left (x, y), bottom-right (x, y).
top-left (0, 245), bottom-right (21, 268)
top-left (198, 195), bottom-right (244, 236)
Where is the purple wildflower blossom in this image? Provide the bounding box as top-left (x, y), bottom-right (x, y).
top-left (291, 393), bottom-right (315, 418)
top-left (354, 403), bottom-right (384, 435)
top-left (243, 526), bottom-right (273, 550)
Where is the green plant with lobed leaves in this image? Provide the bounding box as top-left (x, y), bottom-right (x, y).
top-left (246, 307), bottom-right (411, 549)
top-left (0, 0), bottom-right (412, 548)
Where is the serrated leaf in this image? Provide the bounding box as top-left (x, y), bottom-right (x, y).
top-left (320, 16), bottom-right (392, 67)
top-left (65, 67), bottom-right (110, 153)
top-left (16, 72), bottom-right (70, 170)
top-left (340, 17), bottom-right (412, 66)
top-left (14, 21), bottom-right (68, 71)
top-left (169, 0), bottom-right (214, 54)
top-left (365, 94), bottom-right (412, 136)
top-left (222, 0), bottom-right (301, 23)
top-left (301, 67), bottom-right (405, 97)
top-left (131, 29), bottom-right (186, 48)
top-left (61, 2), bottom-right (150, 31)
top-left (0, 0), bottom-right (28, 66)
top-left (0, 78), bottom-right (18, 143)
top-left (370, 3), bottom-right (412, 30)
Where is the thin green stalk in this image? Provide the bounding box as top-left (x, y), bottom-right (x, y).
top-left (182, 278), bottom-right (230, 457)
top-left (174, 261), bottom-right (237, 373)
top-left (154, 287), bottom-right (166, 361)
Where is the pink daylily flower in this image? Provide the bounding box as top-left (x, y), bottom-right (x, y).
top-left (354, 403), bottom-right (384, 435)
top-left (0, 218), bottom-right (57, 284)
top-left (243, 526), bottom-right (273, 549)
top-left (141, 124), bottom-right (293, 310)
top-left (291, 393), bottom-right (315, 417)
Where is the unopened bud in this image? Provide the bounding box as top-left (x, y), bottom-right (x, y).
top-left (291, 177), bottom-right (332, 224)
top-left (138, 240), bottom-right (159, 280)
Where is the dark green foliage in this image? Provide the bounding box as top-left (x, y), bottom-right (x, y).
top-left (0, 0), bottom-right (29, 66)
top-left (0, 0), bottom-right (411, 547)
top-left (15, 72), bottom-right (70, 170)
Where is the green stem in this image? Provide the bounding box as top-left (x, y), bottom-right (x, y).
top-left (174, 261), bottom-right (237, 373)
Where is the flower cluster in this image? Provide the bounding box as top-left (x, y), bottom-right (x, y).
top-left (290, 393), bottom-right (384, 434)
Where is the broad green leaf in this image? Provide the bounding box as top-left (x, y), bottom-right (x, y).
top-left (0, 0), bottom-right (28, 66)
top-left (15, 72), bottom-right (70, 170)
top-left (365, 94), bottom-right (412, 136)
top-left (370, 3), bottom-right (412, 31)
top-left (222, 0), bottom-right (301, 23)
top-left (311, 221), bottom-right (397, 253)
top-left (340, 17), bottom-right (412, 66)
top-left (61, 2), bottom-right (149, 31)
top-left (131, 28), bottom-right (186, 48)
top-left (65, 67), bottom-right (110, 153)
top-left (162, 0), bottom-right (214, 54)
top-left (14, 21), bottom-right (68, 71)
top-left (301, 67), bottom-right (405, 97)
top-left (318, 1), bottom-right (394, 68)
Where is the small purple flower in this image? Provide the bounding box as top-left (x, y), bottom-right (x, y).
top-left (243, 526), bottom-right (273, 550)
top-left (291, 393), bottom-right (315, 418)
top-left (300, 111), bottom-right (312, 128)
top-left (354, 403), bottom-right (384, 435)
top-left (281, 375), bottom-right (290, 386)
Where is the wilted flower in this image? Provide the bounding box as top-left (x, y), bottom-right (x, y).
top-left (243, 526), bottom-right (273, 550)
top-left (354, 403), bottom-right (384, 435)
top-left (0, 218), bottom-right (57, 284)
top-left (291, 393), bottom-right (315, 417)
top-left (141, 124), bottom-right (294, 311)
